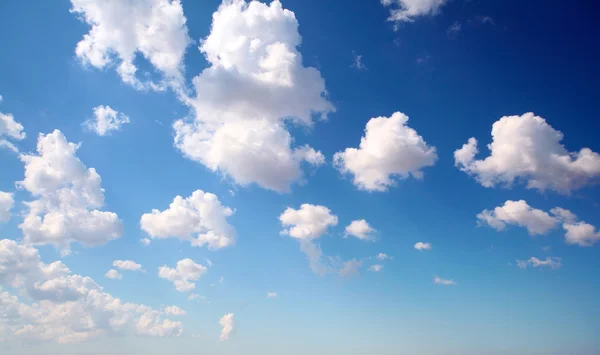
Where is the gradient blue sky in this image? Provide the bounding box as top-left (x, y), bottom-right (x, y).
top-left (1, 0), bottom-right (599, 354)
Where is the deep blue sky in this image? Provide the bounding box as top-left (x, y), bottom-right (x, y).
top-left (0, 1), bottom-right (599, 354)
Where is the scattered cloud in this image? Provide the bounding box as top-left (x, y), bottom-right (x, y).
top-left (84, 105), bottom-right (130, 136)
top-left (516, 257), bottom-right (561, 270)
top-left (351, 51), bottom-right (367, 70)
top-left (339, 259), bottom-right (363, 278)
top-left (158, 258), bottom-right (207, 292)
top-left (113, 260), bottom-right (143, 272)
top-left (344, 219), bottom-right (376, 241)
top-left (0, 191), bottom-right (14, 223)
top-left (369, 264), bottom-right (384, 272)
top-left (376, 253), bottom-right (391, 261)
top-left (141, 190), bottom-right (236, 249)
top-left (434, 276), bottom-right (456, 285)
top-left (219, 313), bottom-right (235, 341)
top-left (455, 113), bottom-right (600, 194)
top-left (164, 305), bottom-right (186, 316)
top-left (447, 21), bottom-right (462, 38)
top-left (414, 242), bottom-right (431, 250)
top-left (381, 0), bottom-right (449, 25)
top-left (280, 204), bottom-right (338, 241)
top-left (105, 269), bottom-right (122, 280)
top-left (334, 112), bottom-right (437, 191)
top-left (267, 292), bottom-right (278, 298)
top-left (1, 112), bottom-right (26, 141)
top-left (140, 238), bottom-right (151, 246)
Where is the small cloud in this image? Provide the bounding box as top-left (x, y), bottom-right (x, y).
top-left (541, 246), bottom-right (552, 253)
top-left (84, 105), bottom-right (130, 136)
top-left (105, 269), bottom-right (122, 280)
top-left (447, 21), bottom-right (462, 38)
top-left (368, 264), bottom-right (384, 272)
top-left (516, 256), bottom-right (561, 270)
top-left (376, 253), bottom-right (390, 261)
top-left (474, 15), bottom-right (495, 26)
top-left (351, 51), bottom-right (367, 70)
top-left (210, 276), bottom-right (224, 287)
top-left (344, 219), bottom-right (376, 241)
top-left (164, 305), bottom-right (186, 316)
top-left (339, 259), bottom-right (363, 278)
top-left (434, 276), bottom-right (456, 285)
top-left (206, 259), bottom-right (213, 267)
top-left (414, 242), bottom-right (432, 251)
top-left (228, 189), bottom-right (235, 197)
top-left (219, 313), bottom-right (235, 341)
top-left (140, 238), bottom-right (151, 246)
top-left (416, 54), bottom-right (432, 65)
top-left (267, 292), bottom-right (278, 298)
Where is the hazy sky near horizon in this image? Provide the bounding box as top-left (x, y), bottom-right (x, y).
top-left (1, 0), bottom-right (599, 354)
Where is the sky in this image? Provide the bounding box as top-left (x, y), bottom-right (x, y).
top-left (1, 0), bottom-right (600, 354)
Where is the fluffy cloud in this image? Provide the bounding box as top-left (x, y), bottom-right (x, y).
top-left (105, 269), bottom-right (122, 279)
top-left (376, 253), bottom-right (390, 261)
top-left (334, 112), bottom-right (437, 191)
top-left (344, 219), bottom-right (375, 241)
top-left (219, 313), bottom-right (235, 341)
top-left (70, 0), bottom-right (191, 89)
top-left (368, 264), bottom-right (384, 272)
top-left (84, 105), bottom-right (130, 136)
top-left (414, 242), bottom-right (431, 250)
top-left (381, 0), bottom-right (449, 24)
top-left (434, 276), bottom-right (456, 285)
top-left (140, 238), bottom-right (151, 246)
top-left (0, 112), bottom-right (25, 141)
top-left (280, 204), bottom-right (338, 241)
top-left (173, 0), bottom-right (333, 192)
top-left (455, 113), bottom-right (600, 194)
top-left (0, 191), bottom-right (14, 223)
top-left (17, 130), bottom-right (123, 254)
top-left (0, 239), bottom-right (182, 343)
top-left (140, 189), bottom-right (236, 249)
top-left (517, 256), bottom-right (561, 270)
top-left (267, 292), bottom-right (278, 298)
top-left (158, 258), bottom-right (207, 292)
top-left (113, 260), bottom-right (143, 272)
top-left (164, 306), bottom-right (186, 316)
top-left (478, 201), bottom-right (600, 247)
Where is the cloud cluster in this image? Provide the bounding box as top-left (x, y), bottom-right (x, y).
top-left (158, 258), bottom-right (207, 292)
top-left (381, 0), bottom-right (449, 24)
top-left (18, 130), bottom-right (123, 254)
top-left (478, 200), bottom-right (600, 246)
top-left (173, 0), bottom-right (333, 192)
top-left (455, 113), bottom-right (600, 194)
top-left (0, 239), bottom-right (182, 343)
top-left (334, 112), bottom-right (437, 191)
top-left (84, 105), bottom-right (130, 136)
top-left (141, 190), bottom-right (236, 249)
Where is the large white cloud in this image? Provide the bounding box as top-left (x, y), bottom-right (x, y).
top-left (158, 258), bottom-right (207, 292)
top-left (140, 190), bottom-right (236, 249)
top-left (334, 112), bottom-right (437, 191)
top-left (455, 113), bottom-right (600, 194)
top-left (17, 130), bottom-right (123, 254)
top-left (381, 0), bottom-right (449, 24)
top-left (70, 0), bottom-right (191, 90)
top-left (478, 200), bottom-right (600, 247)
top-left (84, 105), bottom-right (130, 136)
top-left (0, 191), bottom-right (14, 223)
top-left (173, 0), bottom-right (333, 192)
top-left (0, 239), bottom-right (182, 343)
top-left (219, 313), bottom-right (235, 341)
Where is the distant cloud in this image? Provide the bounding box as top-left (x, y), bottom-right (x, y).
top-left (516, 257), bottom-right (561, 270)
top-left (351, 51), bottom-right (367, 70)
top-left (434, 276), bottom-right (456, 285)
top-left (376, 253), bottom-right (391, 261)
top-left (84, 105), bottom-right (130, 136)
top-left (105, 269), bottom-right (122, 280)
top-left (113, 260), bottom-right (143, 272)
top-left (381, 0), bottom-right (449, 26)
top-left (339, 259), bottom-right (363, 278)
top-left (447, 21), bottom-right (462, 38)
top-left (414, 242), bottom-right (432, 250)
top-left (164, 305), bottom-right (186, 316)
top-left (369, 264), bottom-right (384, 272)
top-left (0, 191), bottom-right (14, 223)
top-left (140, 238), bottom-right (151, 246)
top-left (344, 219), bottom-right (376, 241)
top-left (158, 258), bottom-right (207, 292)
top-left (267, 292), bottom-right (278, 298)
top-left (219, 313), bottom-right (235, 341)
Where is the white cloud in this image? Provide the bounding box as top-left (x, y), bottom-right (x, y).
top-left (0, 191), bottom-right (14, 223)
top-left (113, 260), bottom-right (143, 271)
top-left (140, 238), bottom-right (151, 246)
top-left (280, 204), bottom-right (338, 241)
top-left (381, 0), bottom-right (449, 24)
top-left (351, 51), bottom-right (366, 70)
top-left (455, 113), bottom-right (600, 194)
top-left (339, 259), bottom-right (363, 278)
top-left (447, 21), bottom-right (462, 38)
top-left (414, 242), bottom-right (431, 250)
top-left (158, 258), bottom-right (207, 292)
top-left (105, 269), bottom-right (122, 279)
top-left (434, 276), bottom-right (456, 285)
top-left (516, 256), bottom-right (561, 269)
top-left (0, 239), bottom-right (182, 343)
top-left (369, 264), bottom-right (384, 272)
top-left (562, 222), bottom-right (600, 247)
top-left (219, 313), bottom-right (235, 341)
top-left (0, 112), bottom-right (25, 141)
top-left (376, 253), bottom-right (390, 261)
top-left (84, 105), bottom-right (130, 136)
top-left (187, 293), bottom-right (200, 301)
top-left (17, 130), bottom-right (123, 254)
top-left (0, 139), bottom-right (19, 153)
top-left (70, 0), bottom-right (191, 90)
top-left (344, 219), bottom-right (375, 241)
top-left (173, 0), bottom-right (334, 192)
top-left (140, 189), bottom-right (236, 249)
top-left (334, 112), bottom-right (437, 191)
top-left (267, 292), bottom-right (278, 298)
top-left (476, 200), bottom-right (558, 235)
top-left (164, 305), bottom-right (186, 316)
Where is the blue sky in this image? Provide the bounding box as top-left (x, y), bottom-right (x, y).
top-left (1, 0), bottom-right (599, 354)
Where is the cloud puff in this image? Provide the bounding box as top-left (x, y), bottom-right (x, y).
top-left (164, 305), bottom-right (186, 316)
top-left (368, 264), bottom-right (384, 272)
top-left (17, 130), bottom-right (123, 254)
top-left (376, 253), bottom-right (391, 261)
top-left (381, 0), bottom-right (449, 24)
top-left (219, 313), bottom-right (235, 341)
top-left (70, 0), bottom-right (191, 89)
top-left (0, 112), bottom-right (25, 141)
top-left (84, 106), bottom-right (130, 136)
top-left (455, 113), bottom-right (600, 194)
top-left (434, 276), bottom-right (456, 285)
top-left (334, 112), bottom-right (437, 191)
top-left (113, 260), bottom-right (143, 272)
top-left (0, 239), bottom-right (182, 343)
top-left (141, 190), bottom-right (236, 249)
top-left (280, 204), bottom-right (338, 241)
top-left (158, 258), bottom-right (207, 292)
top-left (105, 269), bottom-right (122, 279)
top-left (414, 242), bottom-right (431, 250)
top-left (517, 256), bottom-right (561, 270)
top-left (0, 191), bottom-right (14, 223)
top-left (344, 219), bottom-right (376, 241)
top-left (267, 292), bottom-right (278, 298)
top-left (173, 0), bottom-right (333, 192)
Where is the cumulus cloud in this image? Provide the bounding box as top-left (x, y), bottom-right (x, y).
top-left (0, 191), bottom-right (14, 223)
top-left (478, 201), bottom-right (600, 247)
top-left (267, 292), bottom-right (278, 298)
top-left (376, 253), bottom-right (391, 261)
top-left (164, 305), bottom-right (186, 316)
top-left (434, 276), bottom-right (456, 285)
top-left (17, 130), bottom-right (123, 254)
top-left (158, 258), bottom-right (207, 292)
top-left (381, 0), bottom-right (449, 24)
top-left (141, 190), bottom-right (236, 249)
top-left (516, 256), bottom-right (561, 270)
top-left (414, 242), bottom-right (431, 250)
top-left (344, 219), bottom-right (375, 241)
top-left (113, 260), bottom-right (143, 272)
top-left (368, 264), bottom-right (384, 272)
top-left (455, 113), bottom-right (600, 194)
top-left (0, 239), bottom-right (182, 343)
top-left (84, 105), bottom-right (130, 136)
top-left (334, 112), bottom-right (437, 191)
top-left (105, 269), bottom-right (122, 279)
top-left (219, 313), bottom-right (235, 341)
top-left (70, 0), bottom-right (191, 90)
top-left (173, 0), bottom-right (333, 192)
top-left (1, 112), bottom-right (26, 141)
